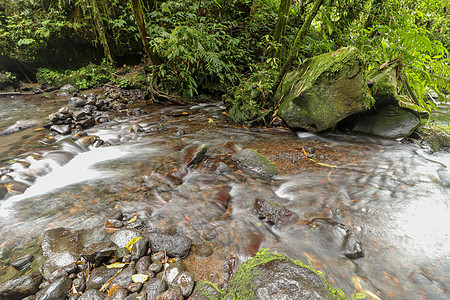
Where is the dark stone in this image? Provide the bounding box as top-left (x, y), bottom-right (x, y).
top-left (126, 283), bottom-right (142, 293)
top-left (148, 234), bottom-right (192, 258)
top-left (110, 229), bottom-right (142, 248)
top-left (78, 289), bottom-right (105, 300)
top-left (311, 218), bottom-right (364, 259)
top-left (82, 240), bottom-right (117, 264)
top-left (151, 251), bottom-right (165, 263)
top-left (71, 97), bottom-right (87, 108)
top-left (135, 256), bottom-right (151, 274)
top-left (83, 105), bottom-right (96, 115)
top-left (353, 105), bottom-right (420, 139)
top-left (35, 276), bottom-right (72, 300)
top-left (86, 266), bottom-right (119, 290)
top-left (72, 111), bottom-right (87, 121)
top-left (0, 183), bottom-right (7, 200)
top-left (124, 292), bottom-right (138, 300)
top-left (175, 272), bottom-right (195, 297)
top-left (50, 124), bottom-right (71, 135)
top-left (253, 198), bottom-right (296, 226)
top-left (192, 242), bottom-right (213, 257)
top-left (115, 247), bottom-right (130, 260)
top-left (77, 116), bottom-right (95, 129)
top-left (48, 269), bottom-right (68, 282)
top-left (11, 254), bottom-right (34, 271)
top-left (164, 263), bottom-right (184, 287)
top-left (178, 144), bottom-right (207, 170)
top-left (0, 272), bottom-right (42, 300)
top-left (153, 286), bottom-right (183, 300)
top-left (111, 265), bottom-right (135, 289)
top-left (143, 278), bottom-right (168, 299)
top-left (129, 124), bottom-right (144, 133)
top-left (231, 148), bottom-right (277, 177)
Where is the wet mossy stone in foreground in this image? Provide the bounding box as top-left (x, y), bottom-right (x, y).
top-left (193, 250), bottom-right (347, 300)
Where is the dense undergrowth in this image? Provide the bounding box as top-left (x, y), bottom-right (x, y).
top-left (0, 0), bottom-right (449, 108)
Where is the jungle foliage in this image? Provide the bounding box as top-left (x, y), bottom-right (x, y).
top-left (0, 0), bottom-right (449, 111)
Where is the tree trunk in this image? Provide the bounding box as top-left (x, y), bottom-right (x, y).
top-left (131, 0), bottom-right (153, 64)
top-left (273, 0), bottom-right (292, 44)
top-left (91, 0), bottom-right (114, 63)
top-left (271, 0), bottom-right (325, 99)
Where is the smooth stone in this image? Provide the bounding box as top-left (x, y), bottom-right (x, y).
top-left (11, 254), bottom-right (34, 271)
top-left (111, 265), bottom-right (136, 288)
top-left (143, 277), bottom-right (168, 299)
top-left (178, 144), bottom-right (207, 169)
top-left (0, 272), bottom-right (42, 300)
top-left (35, 276), bottom-right (72, 300)
top-left (135, 256), bottom-right (151, 274)
top-left (253, 198), bottom-right (296, 226)
top-left (148, 234), bottom-right (192, 258)
top-left (86, 266), bottom-right (119, 290)
top-left (175, 272), bottom-right (195, 297)
top-left (131, 238), bottom-right (149, 261)
top-left (72, 277), bottom-right (86, 293)
top-left (78, 289), bottom-right (105, 300)
top-left (148, 261), bottom-right (163, 273)
top-left (81, 240), bottom-right (117, 264)
top-left (191, 280), bottom-right (223, 299)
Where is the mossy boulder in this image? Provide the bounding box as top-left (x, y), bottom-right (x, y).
top-left (223, 250), bottom-right (347, 300)
top-left (368, 64), bottom-right (399, 108)
top-left (274, 47), bottom-right (373, 132)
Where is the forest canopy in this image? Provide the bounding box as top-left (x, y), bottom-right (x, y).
top-left (0, 0), bottom-right (449, 110)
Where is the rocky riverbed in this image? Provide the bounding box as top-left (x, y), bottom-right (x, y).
top-left (0, 85), bottom-right (449, 299)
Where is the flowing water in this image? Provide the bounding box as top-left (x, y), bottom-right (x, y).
top-left (0, 93), bottom-right (449, 299)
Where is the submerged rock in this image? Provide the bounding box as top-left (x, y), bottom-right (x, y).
top-left (274, 47), bottom-right (372, 132)
top-left (179, 144), bottom-right (208, 169)
top-left (231, 148), bottom-right (277, 177)
top-left (148, 233), bottom-right (192, 258)
top-left (253, 198), bottom-right (296, 226)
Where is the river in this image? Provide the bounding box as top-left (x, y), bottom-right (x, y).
top-left (0, 92), bottom-right (449, 299)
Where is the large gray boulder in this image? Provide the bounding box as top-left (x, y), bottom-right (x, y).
top-left (274, 47), bottom-right (373, 132)
top-left (353, 105), bottom-right (420, 139)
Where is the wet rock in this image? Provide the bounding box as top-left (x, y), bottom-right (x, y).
top-left (111, 264), bottom-right (136, 288)
top-left (231, 148), bottom-right (277, 177)
top-left (149, 261), bottom-right (163, 273)
top-left (0, 183), bottom-right (7, 200)
top-left (175, 272), bottom-right (194, 297)
top-left (154, 286), bottom-right (183, 300)
top-left (77, 135), bottom-right (101, 148)
top-left (192, 242), bottom-right (213, 257)
top-left (135, 256), bottom-right (151, 274)
top-left (143, 278), bottom-right (168, 299)
top-left (191, 280), bottom-right (223, 300)
top-left (77, 116), bottom-right (95, 129)
top-left (48, 269), bottom-right (68, 282)
top-left (179, 144), bottom-right (208, 169)
top-left (253, 198), bottom-right (296, 226)
top-left (175, 128), bottom-right (185, 137)
top-left (58, 84), bottom-right (76, 96)
top-left (353, 105), bottom-right (420, 139)
top-left (111, 229), bottom-right (142, 248)
top-left (11, 254), bottom-right (34, 270)
top-left (50, 124), bottom-right (71, 135)
top-left (148, 234), bottom-right (192, 258)
top-left (105, 287), bottom-right (128, 300)
top-left (72, 111), bottom-right (87, 122)
top-left (131, 238), bottom-right (149, 261)
top-left (71, 97), bottom-right (87, 108)
top-left (41, 228), bottom-right (83, 277)
top-left (0, 272), bottom-right (42, 300)
top-left (311, 218), bottom-right (364, 259)
top-left (151, 251), bottom-right (165, 263)
top-left (78, 289), bottom-right (105, 300)
top-left (164, 263), bottom-right (184, 287)
top-left (35, 276), bottom-right (72, 300)
top-left (126, 283), bottom-right (142, 293)
top-left (129, 124), bottom-right (144, 133)
top-left (86, 266), bottom-right (119, 290)
top-left (82, 240), bottom-right (117, 264)
top-left (115, 247), bottom-right (130, 260)
top-left (224, 251), bottom-right (346, 300)
top-left (211, 162), bottom-right (231, 174)
top-left (0, 120), bottom-right (37, 136)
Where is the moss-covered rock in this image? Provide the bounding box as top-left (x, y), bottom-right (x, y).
top-left (231, 148), bottom-right (277, 177)
top-left (274, 47), bottom-right (373, 132)
top-left (223, 249), bottom-right (348, 300)
top-left (418, 126), bottom-right (450, 152)
top-left (368, 64), bottom-right (399, 108)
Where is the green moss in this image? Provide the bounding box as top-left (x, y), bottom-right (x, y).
top-left (419, 125), bottom-right (450, 152)
top-left (194, 280), bottom-right (224, 300)
top-left (224, 249), bottom-right (348, 300)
